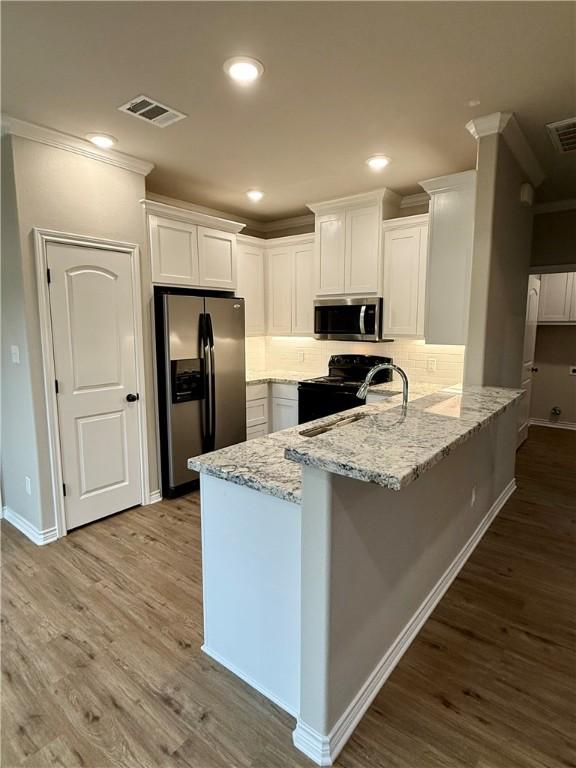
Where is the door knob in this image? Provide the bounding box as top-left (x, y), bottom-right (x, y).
top-left (126, 393), bottom-right (139, 402)
top-left (531, 367), bottom-right (538, 373)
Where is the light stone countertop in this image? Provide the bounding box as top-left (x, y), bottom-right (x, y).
top-left (188, 383), bottom-right (523, 502)
top-left (246, 371), bottom-right (317, 385)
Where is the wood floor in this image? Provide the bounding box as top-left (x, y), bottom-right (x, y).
top-left (2, 425), bottom-right (575, 768)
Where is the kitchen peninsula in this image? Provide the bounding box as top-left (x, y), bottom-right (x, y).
top-left (188, 384), bottom-right (523, 766)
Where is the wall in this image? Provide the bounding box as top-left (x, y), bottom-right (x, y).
top-left (1, 135), bottom-right (157, 532)
top-left (1, 137), bottom-right (44, 528)
top-left (531, 210), bottom-right (576, 270)
top-left (246, 335), bottom-right (465, 387)
top-left (530, 325), bottom-right (576, 427)
top-left (464, 134), bottom-right (533, 387)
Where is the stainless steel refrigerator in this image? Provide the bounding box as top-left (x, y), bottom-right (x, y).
top-left (155, 288), bottom-right (246, 497)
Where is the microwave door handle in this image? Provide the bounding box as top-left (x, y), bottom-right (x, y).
top-left (359, 305), bottom-right (366, 335)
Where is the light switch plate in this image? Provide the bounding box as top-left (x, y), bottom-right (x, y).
top-left (10, 345), bottom-right (20, 364)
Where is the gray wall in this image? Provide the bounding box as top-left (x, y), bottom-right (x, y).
top-left (531, 210), bottom-right (576, 270)
top-left (1, 135), bottom-right (158, 531)
top-left (464, 134), bottom-right (533, 387)
top-left (530, 324), bottom-right (576, 426)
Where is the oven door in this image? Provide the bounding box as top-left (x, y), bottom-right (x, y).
top-left (314, 297), bottom-right (382, 341)
top-left (298, 384), bottom-right (364, 425)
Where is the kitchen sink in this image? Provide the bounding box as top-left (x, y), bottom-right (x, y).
top-left (299, 412), bottom-right (366, 438)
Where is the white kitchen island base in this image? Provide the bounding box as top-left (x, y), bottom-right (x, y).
top-left (193, 388), bottom-right (522, 765)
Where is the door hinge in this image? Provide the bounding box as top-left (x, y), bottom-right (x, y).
top-left (47, 268), bottom-right (51, 284)
top-left (62, 483), bottom-right (67, 497)
top-left (55, 379), bottom-right (59, 394)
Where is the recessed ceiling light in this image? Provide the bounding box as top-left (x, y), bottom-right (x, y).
top-left (224, 57), bottom-right (264, 85)
top-left (246, 189), bottom-right (264, 202)
top-left (86, 133), bottom-right (117, 149)
top-left (366, 155), bottom-right (391, 171)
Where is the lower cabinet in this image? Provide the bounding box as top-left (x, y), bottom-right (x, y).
top-left (245, 382), bottom-right (299, 438)
top-left (246, 384), bottom-right (269, 439)
top-left (247, 424), bottom-right (268, 440)
top-left (271, 398), bottom-right (299, 432)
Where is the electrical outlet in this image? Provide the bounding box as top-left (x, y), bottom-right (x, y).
top-left (427, 358), bottom-right (437, 372)
top-left (570, 366), bottom-right (576, 376)
top-left (25, 476), bottom-right (32, 496)
top-left (10, 345), bottom-right (20, 364)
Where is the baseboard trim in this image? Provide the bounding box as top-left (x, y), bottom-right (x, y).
top-left (529, 419), bottom-right (575, 431)
top-left (147, 490), bottom-right (163, 504)
top-left (293, 478), bottom-right (517, 766)
top-left (202, 644), bottom-right (298, 718)
top-left (2, 506), bottom-right (58, 545)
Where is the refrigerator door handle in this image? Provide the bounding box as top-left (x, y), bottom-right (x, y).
top-left (199, 313), bottom-right (210, 452)
top-left (206, 312), bottom-right (216, 451)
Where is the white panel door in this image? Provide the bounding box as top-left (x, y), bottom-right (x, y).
top-left (149, 215), bottom-right (199, 285)
top-left (345, 205), bottom-right (380, 294)
top-left (383, 226), bottom-right (427, 336)
top-left (518, 275), bottom-right (541, 445)
top-left (537, 272), bottom-right (573, 322)
top-left (267, 248), bottom-right (293, 334)
top-left (237, 244), bottom-right (266, 335)
top-left (292, 244), bottom-right (315, 335)
top-left (198, 227), bottom-right (237, 290)
top-left (316, 211), bottom-right (346, 295)
top-left (47, 243), bottom-right (142, 530)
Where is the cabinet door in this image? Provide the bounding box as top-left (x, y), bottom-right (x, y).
top-left (247, 423), bottom-right (268, 440)
top-left (292, 244), bottom-right (315, 335)
top-left (571, 275), bottom-right (576, 321)
top-left (149, 215), bottom-right (199, 285)
top-left (271, 397), bottom-right (298, 432)
top-left (345, 205), bottom-right (380, 294)
top-left (198, 227), bottom-right (237, 290)
top-left (246, 397), bottom-right (269, 428)
top-left (316, 211), bottom-right (346, 295)
top-left (267, 248), bottom-right (293, 334)
top-left (383, 225), bottom-right (427, 337)
top-left (538, 272), bottom-right (573, 322)
top-left (237, 244), bottom-right (266, 335)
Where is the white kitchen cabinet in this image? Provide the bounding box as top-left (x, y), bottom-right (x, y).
top-left (197, 227), bottom-right (237, 290)
top-left (382, 215), bottom-right (429, 337)
top-left (149, 214), bottom-right (199, 286)
top-left (537, 272), bottom-right (575, 323)
top-left (143, 200), bottom-right (243, 290)
top-left (308, 190), bottom-right (395, 297)
top-left (420, 171), bottom-right (476, 345)
top-left (345, 205), bottom-right (380, 294)
top-left (292, 243), bottom-right (315, 334)
top-left (237, 241), bottom-right (266, 335)
top-left (266, 236), bottom-right (315, 336)
top-left (316, 211), bottom-right (346, 295)
top-left (267, 246), bottom-right (294, 334)
top-left (246, 424), bottom-right (268, 440)
top-left (272, 398), bottom-right (298, 431)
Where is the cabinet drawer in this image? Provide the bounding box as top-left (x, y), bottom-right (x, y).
top-left (246, 383), bottom-right (269, 401)
top-left (271, 383), bottom-right (298, 401)
top-left (246, 397), bottom-right (269, 428)
top-left (247, 423), bottom-right (268, 441)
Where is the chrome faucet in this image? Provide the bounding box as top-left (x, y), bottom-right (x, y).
top-left (357, 363), bottom-right (409, 409)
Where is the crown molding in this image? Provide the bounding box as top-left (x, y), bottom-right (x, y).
top-left (3, 116), bottom-right (155, 176)
top-left (140, 198), bottom-right (245, 233)
top-left (382, 213), bottom-right (429, 230)
top-left (466, 111), bottom-right (545, 188)
top-left (400, 192), bottom-right (429, 209)
top-left (419, 170), bottom-right (477, 195)
top-left (306, 187), bottom-right (399, 215)
top-left (533, 198), bottom-right (576, 214)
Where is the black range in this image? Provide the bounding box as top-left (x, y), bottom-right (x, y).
top-left (298, 354), bottom-right (394, 425)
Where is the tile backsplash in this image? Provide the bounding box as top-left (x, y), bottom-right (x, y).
top-left (246, 336), bottom-right (465, 386)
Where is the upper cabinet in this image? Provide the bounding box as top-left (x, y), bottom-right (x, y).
top-left (382, 215), bottom-right (429, 338)
top-left (419, 171), bottom-right (476, 345)
top-left (237, 240), bottom-right (266, 336)
top-left (537, 272), bottom-right (576, 323)
top-left (266, 236), bottom-right (315, 336)
top-left (308, 189), bottom-right (399, 297)
top-left (143, 200), bottom-right (244, 291)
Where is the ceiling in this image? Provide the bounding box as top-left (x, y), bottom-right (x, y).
top-left (2, 1), bottom-right (575, 221)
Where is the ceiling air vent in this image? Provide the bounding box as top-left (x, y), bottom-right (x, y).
top-left (546, 117), bottom-right (576, 154)
top-left (118, 95), bottom-right (187, 128)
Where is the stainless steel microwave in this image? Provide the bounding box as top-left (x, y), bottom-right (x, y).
top-left (314, 297), bottom-right (385, 341)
